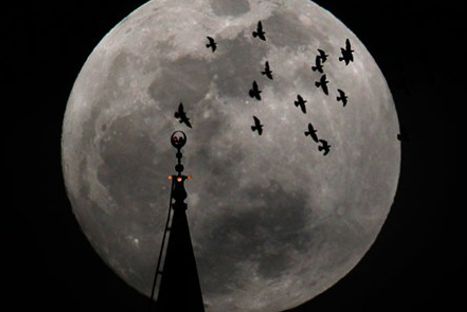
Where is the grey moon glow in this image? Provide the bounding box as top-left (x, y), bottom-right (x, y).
top-left (61, 0), bottom-right (400, 311)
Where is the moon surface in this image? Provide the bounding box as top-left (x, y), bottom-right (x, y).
top-left (61, 0), bottom-right (400, 311)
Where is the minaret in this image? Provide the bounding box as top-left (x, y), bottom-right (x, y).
top-left (149, 131), bottom-right (205, 311)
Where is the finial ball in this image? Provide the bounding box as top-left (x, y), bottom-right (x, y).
top-left (171, 131), bottom-right (187, 148)
top-left (175, 164), bottom-right (184, 173)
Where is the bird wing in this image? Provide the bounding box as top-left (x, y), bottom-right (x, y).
top-left (307, 124), bottom-right (317, 141)
top-left (297, 94), bottom-right (306, 114)
top-left (178, 102), bottom-right (184, 113)
top-left (346, 39), bottom-right (351, 50)
top-left (311, 132), bottom-right (319, 143)
top-left (315, 55), bottom-right (321, 65)
top-left (258, 21), bottom-right (263, 32)
top-left (184, 117), bottom-right (192, 128)
top-left (318, 49), bottom-right (326, 58)
top-left (253, 116), bottom-right (260, 125)
top-left (319, 76), bottom-right (328, 94)
top-left (253, 81), bottom-right (258, 91)
top-left (340, 48), bottom-right (345, 58)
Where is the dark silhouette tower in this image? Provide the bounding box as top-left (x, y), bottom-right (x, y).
top-left (149, 131), bottom-right (205, 311)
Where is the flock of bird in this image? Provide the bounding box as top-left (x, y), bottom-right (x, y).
top-left (174, 21), bottom-right (356, 156)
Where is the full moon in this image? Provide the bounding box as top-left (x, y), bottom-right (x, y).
top-left (62, 0), bottom-right (400, 311)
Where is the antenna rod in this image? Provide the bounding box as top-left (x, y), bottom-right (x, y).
top-left (148, 177), bottom-right (174, 310)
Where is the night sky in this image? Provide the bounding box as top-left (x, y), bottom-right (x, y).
top-left (7, 1), bottom-right (462, 311)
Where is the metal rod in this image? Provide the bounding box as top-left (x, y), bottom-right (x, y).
top-left (149, 177), bottom-right (175, 310)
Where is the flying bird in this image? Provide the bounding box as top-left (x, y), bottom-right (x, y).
top-left (311, 55), bottom-right (324, 74)
top-left (206, 36), bottom-right (217, 52)
top-left (294, 95), bottom-right (307, 114)
top-left (261, 61), bottom-right (273, 80)
top-left (251, 116), bottom-right (264, 135)
top-left (315, 74), bottom-right (329, 95)
top-left (174, 102), bottom-right (192, 128)
top-left (304, 122), bottom-right (319, 143)
top-left (249, 80), bottom-right (262, 100)
top-left (336, 89), bottom-right (348, 107)
top-left (339, 38), bottom-right (354, 65)
top-left (252, 21), bottom-right (266, 41)
top-left (317, 49), bottom-right (329, 63)
top-left (318, 139), bottom-right (331, 156)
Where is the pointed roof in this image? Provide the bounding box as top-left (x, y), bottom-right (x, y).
top-left (156, 177), bottom-right (205, 311)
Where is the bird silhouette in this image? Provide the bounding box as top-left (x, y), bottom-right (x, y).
top-left (315, 74), bottom-right (329, 95)
top-left (251, 116), bottom-right (264, 135)
top-left (294, 95), bottom-right (307, 114)
top-left (249, 80), bottom-right (262, 100)
top-left (339, 39), bottom-right (354, 65)
top-left (174, 103), bottom-right (192, 128)
top-left (317, 49), bottom-right (329, 63)
top-left (206, 36), bottom-right (217, 52)
top-left (336, 89), bottom-right (348, 107)
top-left (318, 139), bottom-right (331, 156)
top-left (311, 55), bottom-right (324, 73)
top-left (252, 21), bottom-right (266, 41)
top-left (261, 61), bottom-right (273, 80)
top-left (304, 122), bottom-right (319, 143)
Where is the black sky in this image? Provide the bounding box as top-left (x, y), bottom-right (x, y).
top-left (7, 1), bottom-right (463, 311)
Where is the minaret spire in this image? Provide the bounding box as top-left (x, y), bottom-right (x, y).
top-left (149, 131), bottom-right (205, 311)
